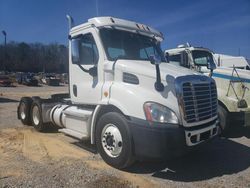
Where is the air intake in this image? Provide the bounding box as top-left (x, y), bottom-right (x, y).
top-left (123, 72), bottom-right (139, 85)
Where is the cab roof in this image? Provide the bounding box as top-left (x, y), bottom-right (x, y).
top-left (70, 17), bottom-right (164, 40)
top-left (165, 46), bottom-right (213, 55)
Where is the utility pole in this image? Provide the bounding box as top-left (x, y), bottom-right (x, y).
top-left (2, 30), bottom-right (7, 72)
top-left (96, 0), bottom-right (99, 16)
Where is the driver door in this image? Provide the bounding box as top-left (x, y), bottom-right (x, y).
top-left (70, 29), bottom-right (102, 104)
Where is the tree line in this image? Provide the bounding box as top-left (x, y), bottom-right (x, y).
top-left (0, 42), bottom-right (68, 73)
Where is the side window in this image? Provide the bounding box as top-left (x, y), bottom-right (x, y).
top-left (140, 47), bottom-right (155, 59)
top-left (181, 52), bottom-right (189, 68)
top-left (72, 33), bottom-right (99, 65)
top-left (168, 54), bottom-right (181, 66)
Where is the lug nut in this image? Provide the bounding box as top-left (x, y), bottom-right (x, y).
top-left (118, 141), bottom-right (122, 147)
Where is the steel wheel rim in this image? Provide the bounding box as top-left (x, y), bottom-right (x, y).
top-left (20, 102), bottom-right (26, 120)
top-left (101, 124), bottom-right (123, 158)
top-left (32, 105), bottom-right (40, 125)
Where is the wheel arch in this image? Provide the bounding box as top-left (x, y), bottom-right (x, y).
top-left (90, 104), bottom-right (130, 144)
top-left (218, 99), bottom-right (229, 112)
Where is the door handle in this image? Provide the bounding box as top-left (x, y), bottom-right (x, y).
top-left (73, 84), bottom-right (77, 97)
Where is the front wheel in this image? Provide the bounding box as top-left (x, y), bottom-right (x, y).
top-left (218, 105), bottom-right (229, 132)
top-left (96, 112), bottom-right (135, 169)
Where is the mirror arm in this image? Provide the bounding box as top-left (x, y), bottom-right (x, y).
top-left (209, 69), bottom-right (214, 77)
top-left (77, 64), bottom-right (97, 77)
top-left (77, 64), bottom-right (89, 73)
top-left (154, 64), bottom-right (164, 92)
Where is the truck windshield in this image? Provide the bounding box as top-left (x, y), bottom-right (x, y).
top-left (99, 28), bottom-right (166, 62)
top-left (192, 50), bottom-right (215, 66)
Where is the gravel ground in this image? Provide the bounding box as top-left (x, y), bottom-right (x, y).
top-left (0, 85), bottom-right (250, 188)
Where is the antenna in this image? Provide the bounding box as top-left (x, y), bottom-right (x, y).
top-left (66, 14), bottom-right (74, 30)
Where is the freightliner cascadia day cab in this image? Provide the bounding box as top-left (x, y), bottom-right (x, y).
top-left (165, 45), bottom-right (250, 132)
top-left (17, 17), bottom-right (219, 169)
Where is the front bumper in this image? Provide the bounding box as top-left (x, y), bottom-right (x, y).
top-left (128, 117), bottom-right (220, 160)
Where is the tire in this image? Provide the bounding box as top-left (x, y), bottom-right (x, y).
top-left (96, 112), bottom-right (135, 169)
top-left (218, 105), bottom-right (229, 132)
top-left (17, 97), bottom-right (32, 125)
top-left (32, 96), bottom-right (42, 101)
top-left (30, 98), bottom-right (46, 132)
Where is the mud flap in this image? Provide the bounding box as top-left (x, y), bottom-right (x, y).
top-left (244, 111), bottom-right (250, 127)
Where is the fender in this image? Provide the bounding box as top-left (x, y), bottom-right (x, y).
top-left (90, 102), bottom-right (129, 144)
top-left (90, 105), bottom-right (102, 144)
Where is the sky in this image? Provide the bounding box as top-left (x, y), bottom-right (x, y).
top-left (0, 0), bottom-right (250, 58)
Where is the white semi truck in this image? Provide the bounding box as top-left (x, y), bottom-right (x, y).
top-left (165, 45), bottom-right (250, 132)
top-left (17, 17), bottom-right (219, 168)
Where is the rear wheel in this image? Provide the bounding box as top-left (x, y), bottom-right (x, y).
top-left (18, 97), bottom-right (32, 125)
top-left (96, 112), bottom-right (134, 169)
top-left (30, 99), bottom-right (46, 132)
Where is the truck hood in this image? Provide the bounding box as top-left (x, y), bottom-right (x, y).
top-left (115, 60), bottom-right (200, 83)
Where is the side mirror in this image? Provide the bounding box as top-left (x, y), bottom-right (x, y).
top-left (207, 61), bottom-right (216, 71)
top-left (71, 38), bottom-right (81, 64)
top-left (149, 55), bottom-right (161, 65)
top-left (165, 52), bottom-right (169, 63)
top-left (207, 61), bottom-right (216, 77)
top-left (89, 66), bottom-right (97, 77)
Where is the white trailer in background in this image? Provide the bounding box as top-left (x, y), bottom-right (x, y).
top-left (165, 45), bottom-right (250, 132)
top-left (214, 54), bottom-right (250, 70)
top-left (17, 17), bottom-right (219, 169)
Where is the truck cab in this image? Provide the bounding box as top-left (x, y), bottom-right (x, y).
top-left (18, 17), bottom-right (219, 169)
top-left (166, 45), bottom-right (250, 131)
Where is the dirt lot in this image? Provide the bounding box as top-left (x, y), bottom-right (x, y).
top-left (0, 85), bottom-right (250, 188)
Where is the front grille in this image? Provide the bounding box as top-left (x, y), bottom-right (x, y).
top-left (182, 82), bottom-right (217, 123)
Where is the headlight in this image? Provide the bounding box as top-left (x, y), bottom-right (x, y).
top-left (144, 102), bottom-right (179, 124)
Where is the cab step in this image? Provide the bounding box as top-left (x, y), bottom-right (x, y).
top-left (59, 128), bottom-right (89, 140)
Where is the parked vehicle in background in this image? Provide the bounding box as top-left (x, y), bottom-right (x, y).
top-left (165, 44), bottom-right (250, 132)
top-left (16, 73), bottom-right (39, 86)
top-left (61, 73), bottom-right (69, 84)
top-left (17, 16), bottom-right (220, 169)
top-left (41, 74), bottom-right (60, 86)
top-left (0, 75), bottom-right (12, 87)
top-left (213, 54), bottom-right (250, 70)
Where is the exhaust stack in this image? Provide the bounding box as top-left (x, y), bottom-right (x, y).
top-left (66, 14), bottom-right (74, 30)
